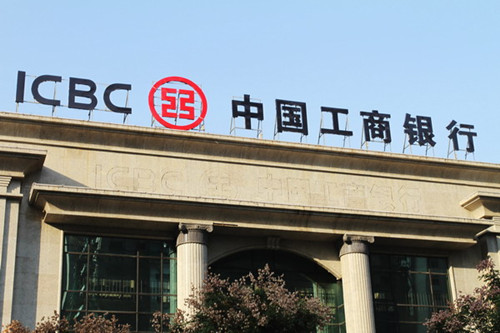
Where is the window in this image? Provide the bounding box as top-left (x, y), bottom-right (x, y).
top-left (61, 235), bottom-right (176, 332)
top-left (210, 249), bottom-right (345, 333)
top-left (370, 254), bottom-right (449, 333)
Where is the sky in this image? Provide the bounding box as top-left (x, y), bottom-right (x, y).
top-left (1, 1), bottom-right (499, 164)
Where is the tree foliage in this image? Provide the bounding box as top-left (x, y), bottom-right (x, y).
top-left (152, 265), bottom-right (332, 333)
top-left (1, 321), bottom-right (30, 333)
top-left (2, 312), bottom-right (130, 333)
top-left (424, 258), bottom-right (500, 333)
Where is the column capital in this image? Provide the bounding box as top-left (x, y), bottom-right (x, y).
top-left (176, 223), bottom-right (213, 247)
top-left (339, 234), bottom-right (375, 257)
top-left (0, 176), bottom-right (11, 193)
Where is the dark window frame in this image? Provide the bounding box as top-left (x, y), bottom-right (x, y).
top-left (370, 254), bottom-right (450, 333)
top-left (61, 234), bottom-right (177, 333)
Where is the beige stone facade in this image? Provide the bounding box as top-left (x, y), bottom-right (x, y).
top-left (0, 111), bottom-right (499, 332)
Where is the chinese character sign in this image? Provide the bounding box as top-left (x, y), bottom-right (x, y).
top-left (232, 94), bottom-right (263, 130)
top-left (230, 94), bottom-right (477, 159)
top-left (320, 107), bottom-right (353, 137)
top-left (275, 99), bottom-right (308, 135)
top-left (360, 110), bottom-right (392, 143)
top-left (403, 113), bottom-right (436, 147)
top-left (447, 120), bottom-right (477, 153)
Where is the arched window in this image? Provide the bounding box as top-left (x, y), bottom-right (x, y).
top-left (210, 249), bottom-right (345, 333)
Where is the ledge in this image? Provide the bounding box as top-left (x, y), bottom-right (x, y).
top-left (29, 183), bottom-right (493, 249)
top-left (1, 112), bottom-right (500, 187)
top-left (0, 145), bottom-right (46, 178)
top-left (0, 192), bottom-right (23, 200)
top-left (461, 191), bottom-right (500, 219)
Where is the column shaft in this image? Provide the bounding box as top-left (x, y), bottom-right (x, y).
top-left (0, 177), bottom-right (18, 324)
top-left (177, 242), bottom-right (208, 311)
top-left (340, 235), bottom-right (376, 333)
top-left (176, 224), bottom-right (212, 313)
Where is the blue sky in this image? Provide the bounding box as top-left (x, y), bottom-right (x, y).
top-left (1, 1), bottom-right (499, 163)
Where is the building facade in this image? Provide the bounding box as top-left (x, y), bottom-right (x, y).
top-left (0, 111), bottom-right (499, 332)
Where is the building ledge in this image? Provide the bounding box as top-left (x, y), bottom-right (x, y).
top-left (1, 111), bottom-right (499, 187)
top-left (461, 191), bottom-right (500, 219)
top-left (0, 192), bottom-right (23, 200)
top-left (29, 183), bottom-right (493, 249)
top-left (0, 145), bottom-right (46, 178)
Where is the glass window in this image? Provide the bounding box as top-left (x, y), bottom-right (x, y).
top-left (61, 235), bottom-right (176, 333)
top-left (210, 249), bottom-right (345, 333)
top-left (371, 254), bottom-right (449, 333)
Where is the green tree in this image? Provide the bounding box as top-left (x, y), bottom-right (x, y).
top-left (153, 265), bottom-right (332, 333)
top-left (424, 258), bottom-right (500, 333)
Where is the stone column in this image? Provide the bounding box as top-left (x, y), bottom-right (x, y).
top-left (176, 223), bottom-right (213, 313)
top-left (0, 176), bottom-right (11, 268)
top-left (340, 234), bottom-right (376, 333)
top-left (0, 176), bottom-right (22, 324)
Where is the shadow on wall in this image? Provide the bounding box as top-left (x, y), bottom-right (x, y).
top-left (37, 167), bottom-right (89, 188)
top-left (10, 168), bottom-right (86, 327)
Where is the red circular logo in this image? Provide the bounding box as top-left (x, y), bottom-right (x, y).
top-left (148, 76), bottom-right (207, 130)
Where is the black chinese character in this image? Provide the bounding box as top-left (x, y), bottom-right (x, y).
top-left (320, 107), bottom-right (353, 136)
top-left (232, 94), bottom-right (264, 130)
top-left (360, 110), bottom-right (391, 143)
top-left (276, 99), bottom-right (308, 135)
top-left (403, 113), bottom-right (436, 146)
top-left (447, 120), bottom-right (477, 153)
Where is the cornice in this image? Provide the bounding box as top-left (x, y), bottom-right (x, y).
top-left (461, 191), bottom-right (500, 219)
top-left (29, 183), bottom-right (493, 249)
top-left (1, 111), bottom-right (499, 187)
top-left (0, 144), bottom-right (46, 178)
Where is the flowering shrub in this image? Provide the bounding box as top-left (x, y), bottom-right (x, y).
top-left (1, 321), bottom-right (30, 333)
top-left (72, 313), bottom-right (130, 333)
top-left (32, 312), bottom-right (70, 333)
top-left (152, 265), bottom-right (332, 333)
top-left (424, 258), bottom-right (500, 333)
top-left (2, 312), bottom-right (130, 333)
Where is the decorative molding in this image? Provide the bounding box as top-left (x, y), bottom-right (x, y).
top-left (475, 217), bottom-right (500, 238)
top-left (176, 223), bottom-right (213, 247)
top-left (461, 191), bottom-right (500, 219)
top-left (340, 234), bottom-right (375, 257)
top-left (0, 145), bottom-right (46, 178)
top-left (0, 176), bottom-right (22, 200)
top-left (0, 176), bottom-right (11, 192)
top-left (1, 112), bottom-right (499, 188)
top-left (28, 183), bottom-right (493, 249)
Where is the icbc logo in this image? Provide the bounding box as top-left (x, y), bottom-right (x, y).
top-left (148, 76), bottom-right (207, 130)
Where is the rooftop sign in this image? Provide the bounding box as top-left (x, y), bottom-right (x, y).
top-left (148, 76), bottom-right (207, 130)
top-left (15, 71), bottom-right (131, 115)
top-left (13, 70), bottom-right (478, 159)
